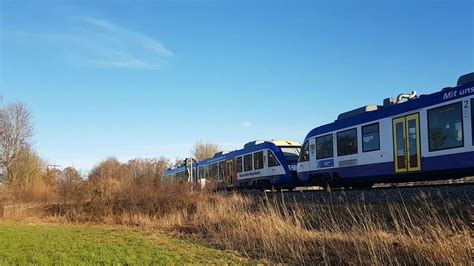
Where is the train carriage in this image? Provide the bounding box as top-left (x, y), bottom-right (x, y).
top-left (163, 140), bottom-right (301, 190)
top-left (298, 73), bottom-right (474, 188)
top-left (196, 140), bottom-right (301, 190)
top-left (195, 151), bottom-right (231, 189)
top-left (230, 140), bottom-right (301, 190)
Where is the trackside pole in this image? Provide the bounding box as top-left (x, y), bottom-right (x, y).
top-left (187, 158), bottom-right (195, 191)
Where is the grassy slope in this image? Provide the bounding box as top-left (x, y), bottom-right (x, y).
top-left (0, 222), bottom-right (246, 264)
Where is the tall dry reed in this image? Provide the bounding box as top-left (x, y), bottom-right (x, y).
top-left (25, 183), bottom-right (470, 264)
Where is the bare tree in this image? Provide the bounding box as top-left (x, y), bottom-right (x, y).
top-left (191, 141), bottom-right (220, 161)
top-left (62, 167), bottom-right (82, 182)
top-left (127, 157), bottom-right (169, 185)
top-left (7, 147), bottom-right (45, 188)
top-left (0, 103), bottom-right (34, 184)
top-left (58, 167), bottom-right (86, 203)
top-left (88, 157), bottom-right (131, 200)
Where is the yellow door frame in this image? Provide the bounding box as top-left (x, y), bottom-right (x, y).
top-left (393, 113), bottom-right (421, 173)
top-left (406, 114), bottom-right (421, 172)
top-left (393, 117), bottom-right (407, 173)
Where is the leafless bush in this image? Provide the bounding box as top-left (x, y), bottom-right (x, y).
top-left (48, 182), bottom-right (197, 223)
top-left (57, 167), bottom-right (88, 204)
top-left (5, 148), bottom-right (58, 202)
top-left (87, 157), bottom-right (131, 201)
top-left (127, 157), bottom-right (169, 185)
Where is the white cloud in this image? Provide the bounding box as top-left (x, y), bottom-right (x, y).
top-left (241, 122), bottom-right (252, 128)
top-left (9, 16), bottom-right (173, 70)
top-left (141, 38), bottom-right (173, 57)
top-left (86, 58), bottom-right (159, 70)
top-left (82, 51), bottom-right (160, 70)
top-left (79, 17), bottom-right (118, 31)
top-left (79, 16), bottom-right (173, 57)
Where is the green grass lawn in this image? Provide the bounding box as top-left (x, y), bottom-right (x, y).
top-left (0, 222), bottom-right (246, 264)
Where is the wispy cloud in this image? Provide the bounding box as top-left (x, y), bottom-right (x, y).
top-left (80, 51), bottom-right (160, 70)
top-left (142, 39), bottom-right (173, 57)
top-left (85, 58), bottom-right (160, 70)
top-left (79, 17), bottom-right (118, 31)
top-left (241, 122), bottom-right (252, 128)
top-left (9, 16), bottom-right (172, 70)
top-left (79, 16), bottom-right (173, 58)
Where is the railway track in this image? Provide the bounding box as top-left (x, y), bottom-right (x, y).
top-left (294, 180), bottom-right (474, 192)
top-left (242, 182), bottom-right (474, 207)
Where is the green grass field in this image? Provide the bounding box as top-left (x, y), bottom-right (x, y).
top-left (0, 222), bottom-right (246, 264)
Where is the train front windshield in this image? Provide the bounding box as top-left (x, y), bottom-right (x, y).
top-left (279, 146), bottom-right (301, 164)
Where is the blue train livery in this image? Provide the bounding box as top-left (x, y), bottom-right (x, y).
top-left (297, 72), bottom-right (474, 188)
top-left (163, 140), bottom-right (301, 190)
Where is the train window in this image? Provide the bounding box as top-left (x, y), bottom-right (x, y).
top-left (236, 157), bottom-right (243, 173)
top-left (428, 102), bottom-right (464, 151)
top-left (316, 134), bottom-right (334, 159)
top-left (211, 163), bottom-right (218, 179)
top-left (362, 123), bottom-right (380, 152)
top-left (198, 166), bottom-right (204, 179)
top-left (298, 141), bottom-right (310, 162)
top-left (268, 150), bottom-right (280, 167)
top-left (281, 146), bottom-right (301, 164)
top-left (205, 165), bottom-right (211, 179)
top-left (219, 161), bottom-right (225, 180)
top-left (337, 128), bottom-right (358, 156)
top-left (253, 151), bottom-right (264, 170)
top-left (244, 154), bottom-right (253, 171)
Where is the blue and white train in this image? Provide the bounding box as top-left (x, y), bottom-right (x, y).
top-left (163, 73), bottom-right (473, 190)
top-left (163, 140), bottom-right (301, 190)
top-left (297, 72), bottom-right (474, 188)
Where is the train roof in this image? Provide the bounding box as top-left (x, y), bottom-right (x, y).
top-left (244, 139), bottom-right (301, 148)
top-left (268, 140), bottom-right (301, 147)
top-left (196, 139), bottom-right (301, 166)
top-left (163, 140), bottom-right (299, 171)
top-left (163, 165), bottom-right (187, 175)
top-left (304, 73), bottom-right (474, 141)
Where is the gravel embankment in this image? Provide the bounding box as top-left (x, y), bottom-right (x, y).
top-left (282, 184), bottom-right (473, 205)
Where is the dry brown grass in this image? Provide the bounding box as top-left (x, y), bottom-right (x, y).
top-left (1, 183), bottom-right (471, 264)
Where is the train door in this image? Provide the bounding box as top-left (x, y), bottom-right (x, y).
top-left (393, 113), bottom-right (421, 173)
top-left (226, 160), bottom-right (233, 188)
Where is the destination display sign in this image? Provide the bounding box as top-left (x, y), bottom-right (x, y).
top-left (317, 159), bottom-right (334, 169)
top-left (443, 86), bottom-right (474, 101)
top-left (238, 171), bottom-right (262, 179)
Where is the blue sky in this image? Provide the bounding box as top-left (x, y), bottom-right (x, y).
top-left (1, 0), bottom-right (473, 172)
